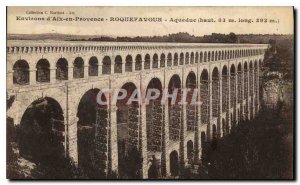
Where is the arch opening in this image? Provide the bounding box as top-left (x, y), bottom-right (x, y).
top-left (102, 56), bottom-right (111, 74)
top-left (114, 55), bottom-right (123, 73)
top-left (204, 52), bottom-right (207, 62)
top-left (208, 52), bottom-right (211, 62)
top-left (244, 62), bottom-right (249, 120)
top-left (160, 53), bottom-right (166, 68)
top-left (222, 118), bottom-right (226, 136)
top-left (73, 57), bottom-right (84, 78)
top-left (116, 82), bottom-right (142, 178)
top-left (125, 55), bottom-right (133, 72)
top-left (230, 64), bottom-right (236, 125)
top-left (254, 61), bottom-right (259, 114)
top-left (212, 124), bottom-right (217, 141)
top-left (135, 55), bottom-right (142, 71)
top-left (170, 151), bottom-right (179, 177)
top-left (212, 67), bottom-right (220, 118)
top-left (211, 51), bottom-right (215, 61)
top-left (77, 89), bottom-right (108, 176)
top-left (185, 52), bottom-right (190, 64)
top-left (249, 61), bottom-right (254, 119)
top-left (153, 54), bottom-right (159, 69)
top-left (200, 52), bottom-right (203, 63)
top-left (18, 97), bottom-right (65, 165)
top-left (174, 53), bottom-right (179, 66)
top-left (200, 69), bottom-right (209, 125)
top-left (186, 72), bottom-right (197, 132)
top-left (237, 63), bottom-right (243, 105)
top-left (190, 52), bottom-right (194, 64)
top-left (168, 75), bottom-right (182, 141)
top-left (89, 56), bottom-right (98, 76)
top-left (187, 140), bottom-right (194, 164)
top-left (36, 59), bottom-right (50, 83)
top-left (144, 54), bottom-right (150, 69)
top-left (13, 60), bottom-right (29, 85)
top-left (179, 53), bottom-right (184, 65)
top-left (146, 78), bottom-right (164, 178)
top-left (146, 78), bottom-right (163, 153)
top-left (222, 66), bottom-right (228, 113)
top-left (56, 58), bottom-right (68, 81)
top-left (167, 53), bottom-right (172, 67)
top-left (195, 52), bottom-right (199, 64)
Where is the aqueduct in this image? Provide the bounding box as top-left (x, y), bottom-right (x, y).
top-left (7, 40), bottom-right (268, 178)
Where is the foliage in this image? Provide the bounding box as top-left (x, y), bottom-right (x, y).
top-left (200, 108), bottom-right (293, 179)
top-left (70, 32), bottom-right (239, 43)
top-left (263, 38), bottom-right (294, 81)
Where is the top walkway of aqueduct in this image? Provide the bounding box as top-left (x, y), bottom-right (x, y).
top-left (7, 40), bottom-right (269, 53)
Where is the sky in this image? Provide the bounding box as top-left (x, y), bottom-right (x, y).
top-left (7, 6), bottom-right (294, 37)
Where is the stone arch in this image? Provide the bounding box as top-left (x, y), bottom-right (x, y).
top-left (116, 82), bottom-right (141, 178)
top-left (186, 71), bottom-right (197, 132)
top-left (170, 150), bottom-right (179, 177)
top-left (167, 53), bottom-right (172, 67)
top-left (160, 53), bottom-right (166, 68)
top-left (114, 55), bottom-right (123, 73)
top-left (201, 132), bottom-right (206, 148)
top-left (56, 58), bottom-right (68, 80)
top-left (208, 51), bottom-right (211, 62)
top-left (254, 61), bottom-right (259, 113)
top-left (200, 52), bottom-right (203, 62)
top-left (144, 54), bottom-right (151, 69)
top-left (222, 65), bottom-right (229, 113)
top-left (18, 97), bottom-right (65, 164)
top-left (174, 53), bottom-right (179, 66)
top-left (73, 57), bottom-right (84, 78)
top-left (125, 55), bottom-right (133, 72)
top-left (195, 52), bottom-right (199, 63)
top-left (249, 61), bottom-right (254, 119)
top-left (185, 52), bottom-right (190, 64)
top-left (153, 53), bottom-right (159, 69)
top-left (230, 112), bottom-right (235, 128)
top-left (237, 62), bottom-right (243, 118)
top-left (13, 59), bottom-right (29, 85)
top-left (222, 118), bottom-right (226, 136)
top-left (36, 59), bottom-right (50, 83)
top-left (211, 51), bottom-right (215, 61)
top-left (88, 56), bottom-right (98, 76)
top-left (135, 54), bottom-right (142, 71)
top-left (211, 67), bottom-right (220, 118)
top-left (221, 51), bottom-right (225, 60)
top-left (230, 64), bottom-right (237, 125)
top-left (190, 52), bottom-right (194, 64)
top-left (237, 109), bottom-right (241, 123)
top-left (146, 78), bottom-right (163, 153)
top-left (77, 88), bottom-right (108, 176)
top-left (187, 140), bottom-right (194, 164)
top-left (244, 62), bottom-right (249, 120)
top-left (102, 56), bottom-right (111, 74)
top-left (212, 124), bottom-right (217, 140)
top-left (200, 69), bottom-right (209, 125)
top-left (179, 52), bottom-right (184, 65)
top-left (168, 74), bottom-right (182, 141)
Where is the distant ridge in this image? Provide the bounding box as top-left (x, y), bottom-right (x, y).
top-left (7, 33), bottom-right (102, 41)
top-left (7, 33), bottom-right (293, 44)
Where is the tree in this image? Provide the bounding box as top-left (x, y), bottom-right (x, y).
top-left (228, 32), bottom-right (237, 43)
